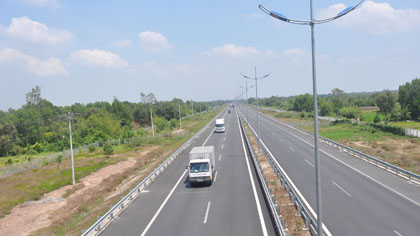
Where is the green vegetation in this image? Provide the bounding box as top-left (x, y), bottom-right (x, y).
top-left (0, 86), bottom-right (223, 159)
top-left (0, 106), bottom-right (222, 222)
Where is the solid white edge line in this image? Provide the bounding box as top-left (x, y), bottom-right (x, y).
top-left (237, 114), bottom-right (268, 236)
top-left (203, 201), bottom-right (211, 224)
top-left (140, 169), bottom-right (188, 236)
top-left (254, 110), bottom-right (420, 208)
top-left (332, 181), bottom-right (352, 197)
top-left (243, 114), bottom-right (333, 236)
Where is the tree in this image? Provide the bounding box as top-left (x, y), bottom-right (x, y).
top-left (26, 86), bottom-right (42, 106)
top-left (293, 94), bottom-right (313, 112)
top-left (0, 123), bottom-right (20, 156)
top-left (398, 78), bottom-right (420, 120)
top-left (376, 90), bottom-right (396, 123)
top-left (331, 88), bottom-right (346, 115)
top-left (319, 100), bottom-right (333, 116)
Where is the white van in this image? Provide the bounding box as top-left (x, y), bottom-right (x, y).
top-left (215, 119), bottom-right (225, 133)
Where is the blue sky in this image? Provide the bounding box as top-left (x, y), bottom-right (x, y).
top-left (1, 0), bottom-right (419, 110)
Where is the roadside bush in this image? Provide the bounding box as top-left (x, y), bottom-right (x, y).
top-left (373, 114), bottom-right (381, 123)
top-left (369, 123), bottom-right (405, 136)
top-left (103, 143), bottom-right (114, 155)
top-left (56, 155), bottom-right (62, 163)
top-left (31, 142), bottom-right (43, 153)
top-left (156, 117), bottom-right (167, 131)
top-left (170, 118), bottom-right (178, 129)
top-left (88, 145), bottom-right (96, 153)
top-left (339, 107), bottom-right (362, 119)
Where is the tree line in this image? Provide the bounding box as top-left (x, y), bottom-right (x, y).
top-left (249, 78), bottom-right (420, 122)
top-left (0, 86), bottom-right (220, 157)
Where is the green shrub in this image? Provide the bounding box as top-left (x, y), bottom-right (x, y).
top-left (369, 123), bottom-right (405, 136)
top-left (373, 114), bottom-right (381, 123)
top-left (56, 155), bottom-right (62, 163)
top-left (156, 117), bottom-right (168, 131)
top-left (170, 118), bottom-right (178, 129)
top-left (88, 145), bottom-right (96, 153)
top-left (339, 107), bottom-right (362, 119)
top-left (103, 143), bottom-right (114, 155)
top-left (31, 143), bottom-right (43, 153)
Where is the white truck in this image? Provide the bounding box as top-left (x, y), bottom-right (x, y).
top-left (188, 146), bottom-right (216, 187)
top-left (215, 118), bottom-right (225, 133)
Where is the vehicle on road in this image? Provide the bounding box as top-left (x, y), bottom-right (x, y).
top-left (215, 118), bottom-right (225, 132)
top-left (228, 109), bottom-right (231, 113)
top-left (188, 146), bottom-right (215, 187)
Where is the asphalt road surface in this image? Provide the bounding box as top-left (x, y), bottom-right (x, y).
top-left (239, 104), bottom-right (420, 236)
top-left (100, 108), bottom-right (277, 236)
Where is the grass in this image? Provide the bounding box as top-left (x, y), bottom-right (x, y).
top-left (390, 121), bottom-right (420, 130)
top-left (258, 107), bottom-right (420, 175)
top-left (0, 106), bottom-right (223, 236)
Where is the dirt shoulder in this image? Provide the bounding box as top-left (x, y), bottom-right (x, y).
top-left (0, 147), bottom-right (158, 236)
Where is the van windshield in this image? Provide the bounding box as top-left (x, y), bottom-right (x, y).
top-left (190, 163), bottom-right (209, 173)
top-left (216, 124), bottom-right (224, 127)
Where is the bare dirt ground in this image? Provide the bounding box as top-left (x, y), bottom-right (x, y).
top-left (0, 148), bottom-right (158, 236)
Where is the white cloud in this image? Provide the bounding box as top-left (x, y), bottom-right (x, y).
top-left (1, 17), bottom-right (73, 44)
top-left (112, 39), bottom-right (132, 48)
top-left (0, 48), bottom-right (68, 77)
top-left (207, 43), bottom-right (259, 58)
top-left (317, 1), bottom-right (420, 34)
top-left (282, 48), bottom-right (306, 57)
top-left (69, 49), bottom-right (129, 69)
top-left (139, 31), bottom-right (171, 52)
top-left (21, 0), bottom-right (62, 9)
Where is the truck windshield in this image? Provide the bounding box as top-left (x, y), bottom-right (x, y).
top-left (190, 163), bottom-right (209, 173)
top-left (216, 124), bottom-right (224, 127)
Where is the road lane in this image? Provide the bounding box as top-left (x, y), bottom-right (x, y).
top-left (240, 104), bottom-right (420, 236)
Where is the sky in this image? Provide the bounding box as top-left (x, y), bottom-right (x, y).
top-left (0, 0), bottom-right (419, 110)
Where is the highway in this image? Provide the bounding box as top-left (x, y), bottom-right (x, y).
top-left (239, 104), bottom-right (420, 236)
top-left (100, 108), bottom-right (277, 236)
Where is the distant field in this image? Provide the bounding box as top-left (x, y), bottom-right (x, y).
top-left (362, 110), bottom-right (385, 122)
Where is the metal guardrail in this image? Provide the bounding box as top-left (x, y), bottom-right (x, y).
top-left (238, 116), bottom-right (286, 236)
top-left (240, 115), bottom-right (323, 236)
top-left (81, 112), bottom-right (219, 236)
top-left (257, 109), bottom-right (420, 183)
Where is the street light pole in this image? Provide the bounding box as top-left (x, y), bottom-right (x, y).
top-left (150, 106), bottom-right (154, 137)
top-left (241, 66), bottom-right (271, 153)
top-left (259, 1), bottom-right (365, 234)
top-left (65, 112), bottom-right (75, 185)
top-left (179, 104), bottom-right (182, 128)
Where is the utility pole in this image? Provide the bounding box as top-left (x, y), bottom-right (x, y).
top-left (150, 106), bottom-right (154, 137)
top-left (179, 104), bottom-right (182, 128)
top-left (64, 112), bottom-right (75, 185)
top-left (192, 101), bottom-right (194, 119)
